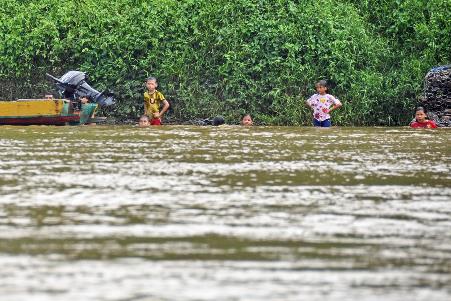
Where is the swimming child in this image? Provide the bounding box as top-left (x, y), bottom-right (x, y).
top-left (241, 114), bottom-right (253, 126)
top-left (305, 80), bottom-right (342, 127)
top-left (410, 107), bottom-right (437, 128)
top-left (143, 76), bottom-right (170, 125)
top-left (138, 115), bottom-right (150, 127)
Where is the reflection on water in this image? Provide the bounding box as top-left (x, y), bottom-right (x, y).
top-left (1, 125), bottom-right (450, 301)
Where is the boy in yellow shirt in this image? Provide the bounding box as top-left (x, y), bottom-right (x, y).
top-left (143, 76), bottom-right (170, 125)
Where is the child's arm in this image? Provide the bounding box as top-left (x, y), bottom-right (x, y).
top-left (328, 103), bottom-right (342, 113)
top-left (305, 96), bottom-right (314, 108)
top-left (153, 100), bottom-right (170, 118)
top-left (328, 97), bottom-right (342, 113)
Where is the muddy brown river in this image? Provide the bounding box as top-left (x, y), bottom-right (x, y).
top-left (0, 125), bottom-right (450, 301)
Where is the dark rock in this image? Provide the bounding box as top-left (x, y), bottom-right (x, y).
top-left (422, 65), bottom-right (451, 127)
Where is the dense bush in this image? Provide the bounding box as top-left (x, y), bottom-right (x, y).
top-left (0, 0), bottom-right (449, 125)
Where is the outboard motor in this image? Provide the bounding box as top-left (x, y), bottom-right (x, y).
top-left (46, 71), bottom-right (115, 106)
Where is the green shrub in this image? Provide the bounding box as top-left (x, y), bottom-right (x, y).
top-left (0, 0), bottom-right (449, 125)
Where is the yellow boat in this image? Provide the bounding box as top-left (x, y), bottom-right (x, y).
top-left (0, 98), bottom-right (97, 125)
top-left (0, 70), bottom-right (113, 125)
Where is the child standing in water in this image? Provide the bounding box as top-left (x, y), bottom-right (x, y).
top-left (410, 107), bottom-right (437, 128)
top-left (305, 80), bottom-right (342, 127)
top-left (143, 76), bottom-right (170, 125)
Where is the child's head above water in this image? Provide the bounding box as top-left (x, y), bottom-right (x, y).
top-left (138, 115), bottom-right (150, 127)
top-left (414, 107), bottom-right (427, 123)
top-left (241, 114), bottom-right (253, 126)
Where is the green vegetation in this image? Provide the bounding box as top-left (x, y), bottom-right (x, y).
top-left (0, 0), bottom-right (449, 125)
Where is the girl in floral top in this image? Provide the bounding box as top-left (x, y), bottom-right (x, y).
top-left (305, 80), bottom-right (342, 127)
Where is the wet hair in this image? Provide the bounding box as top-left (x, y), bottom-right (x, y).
top-left (139, 115), bottom-right (150, 121)
top-left (241, 114), bottom-right (252, 122)
top-left (315, 80), bottom-right (328, 88)
top-left (146, 76), bottom-right (157, 83)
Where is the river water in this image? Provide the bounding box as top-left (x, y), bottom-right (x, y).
top-left (0, 125), bottom-right (450, 301)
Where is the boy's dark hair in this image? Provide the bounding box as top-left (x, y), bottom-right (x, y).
top-left (139, 115), bottom-right (150, 121)
top-left (146, 76), bottom-right (157, 82)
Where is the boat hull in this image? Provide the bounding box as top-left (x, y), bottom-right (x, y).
top-left (0, 115), bottom-right (80, 125)
top-left (0, 99), bottom-right (97, 125)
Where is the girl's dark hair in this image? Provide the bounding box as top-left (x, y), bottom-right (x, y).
top-left (315, 80), bottom-right (328, 87)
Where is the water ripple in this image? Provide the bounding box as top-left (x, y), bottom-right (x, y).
top-left (0, 126), bottom-right (450, 301)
